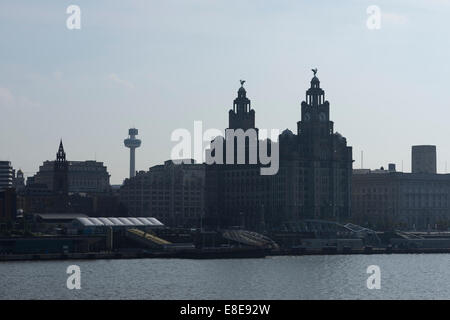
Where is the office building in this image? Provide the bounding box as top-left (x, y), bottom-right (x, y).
top-left (32, 141), bottom-right (110, 194)
top-left (352, 164), bottom-right (450, 230)
top-left (119, 160), bottom-right (205, 227)
top-left (0, 161), bottom-right (13, 191)
top-left (206, 72), bottom-right (353, 231)
top-left (412, 145), bottom-right (436, 174)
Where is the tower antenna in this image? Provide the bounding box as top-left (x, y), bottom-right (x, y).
top-left (361, 150), bottom-right (363, 169)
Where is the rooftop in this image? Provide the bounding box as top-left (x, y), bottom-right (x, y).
top-left (73, 217), bottom-right (164, 228)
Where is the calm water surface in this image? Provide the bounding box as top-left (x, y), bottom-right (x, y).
top-left (1, 254), bottom-right (449, 299)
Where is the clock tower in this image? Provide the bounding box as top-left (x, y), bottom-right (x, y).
top-left (228, 80), bottom-right (255, 131)
top-left (53, 140), bottom-right (69, 195)
top-left (299, 71), bottom-right (332, 133)
top-left (290, 69), bottom-right (353, 221)
top-left (297, 70), bottom-right (335, 159)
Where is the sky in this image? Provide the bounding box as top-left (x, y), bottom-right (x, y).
top-left (1, 0), bottom-right (450, 184)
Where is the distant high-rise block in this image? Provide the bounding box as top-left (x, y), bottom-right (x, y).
top-left (412, 145), bottom-right (436, 174)
top-left (124, 128), bottom-right (141, 178)
top-left (0, 161), bottom-right (14, 191)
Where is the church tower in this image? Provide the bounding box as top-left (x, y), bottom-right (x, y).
top-left (228, 80), bottom-right (255, 130)
top-left (53, 140), bottom-right (69, 195)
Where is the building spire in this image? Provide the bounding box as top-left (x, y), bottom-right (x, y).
top-left (53, 139), bottom-right (68, 195)
top-left (56, 139), bottom-right (66, 162)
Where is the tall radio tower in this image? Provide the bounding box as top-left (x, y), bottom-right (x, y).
top-left (124, 128), bottom-right (141, 178)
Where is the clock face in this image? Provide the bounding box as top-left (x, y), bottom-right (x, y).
top-left (319, 112), bottom-right (326, 121)
top-left (304, 112), bottom-right (311, 121)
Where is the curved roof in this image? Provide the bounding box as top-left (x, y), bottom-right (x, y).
top-left (97, 217), bottom-right (115, 226)
top-left (311, 76), bottom-right (320, 83)
top-left (281, 128), bottom-right (294, 136)
top-left (73, 217), bottom-right (164, 228)
top-left (128, 217), bottom-right (144, 226)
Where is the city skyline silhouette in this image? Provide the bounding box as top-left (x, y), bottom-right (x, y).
top-left (1, 0), bottom-right (449, 184)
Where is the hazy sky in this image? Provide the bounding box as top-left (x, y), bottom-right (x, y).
top-left (1, 0), bottom-right (450, 184)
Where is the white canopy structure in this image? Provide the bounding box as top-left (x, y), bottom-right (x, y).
top-left (72, 217), bottom-right (164, 229)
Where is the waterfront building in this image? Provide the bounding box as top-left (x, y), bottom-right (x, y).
top-left (18, 141), bottom-right (116, 215)
top-left (277, 72), bottom-right (353, 223)
top-left (119, 160), bottom-right (205, 227)
top-left (206, 72), bottom-right (353, 231)
top-left (352, 164), bottom-right (450, 230)
top-left (0, 161), bottom-right (13, 191)
top-left (32, 141), bottom-right (110, 194)
top-left (205, 80), bottom-right (267, 230)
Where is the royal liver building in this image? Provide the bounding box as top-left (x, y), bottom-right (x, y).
top-left (206, 70), bottom-right (353, 230)
top-left (277, 70), bottom-right (353, 225)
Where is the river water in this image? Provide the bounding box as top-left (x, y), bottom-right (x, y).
top-left (0, 254), bottom-right (449, 299)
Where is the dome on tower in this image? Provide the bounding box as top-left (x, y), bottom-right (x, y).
top-left (281, 128), bottom-right (294, 136)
